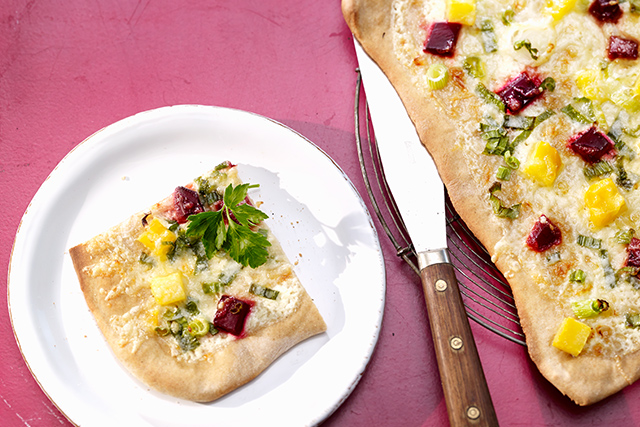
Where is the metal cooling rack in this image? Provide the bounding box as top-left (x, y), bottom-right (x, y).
top-left (354, 70), bottom-right (526, 346)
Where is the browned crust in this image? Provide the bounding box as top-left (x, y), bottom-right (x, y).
top-left (70, 214), bottom-right (326, 402)
top-left (342, 0), bottom-right (640, 405)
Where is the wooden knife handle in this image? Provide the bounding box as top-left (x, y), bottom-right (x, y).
top-left (420, 261), bottom-right (499, 426)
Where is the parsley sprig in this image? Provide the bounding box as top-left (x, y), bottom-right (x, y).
top-left (185, 183), bottom-right (271, 268)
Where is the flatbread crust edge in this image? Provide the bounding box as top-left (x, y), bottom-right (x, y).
top-left (69, 213), bottom-right (327, 402)
top-left (342, 0), bottom-right (640, 405)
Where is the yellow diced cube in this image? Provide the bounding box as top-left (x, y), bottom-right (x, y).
top-left (584, 178), bottom-right (625, 228)
top-left (552, 317), bottom-right (591, 357)
top-left (148, 218), bottom-right (168, 235)
top-left (137, 218), bottom-right (177, 261)
top-left (634, 74), bottom-right (640, 96)
top-left (574, 70), bottom-right (606, 103)
top-left (544, 0), bottom-right (577, 21)
top-left (447, 0), bottom-right (476, 26)
top-left (145, 308), bottom-right (159, 329)
top-left (523, 141), bottom-right (562, 186)
top-left (137, 232), bottom-right (156, 251)
top-left (149, 272), bottom-right (186, 305)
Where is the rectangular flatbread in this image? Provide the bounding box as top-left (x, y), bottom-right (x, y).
top-left (343, 0), bottom-right (640, 405)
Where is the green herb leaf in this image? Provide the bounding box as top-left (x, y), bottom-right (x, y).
top-left (225, 220), bottom-right (271, 268)
top-left (186, 183), bottom-right (271, 268)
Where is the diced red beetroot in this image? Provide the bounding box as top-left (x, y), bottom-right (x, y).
top-left (626, 238), bottom-right (640, 267)
top-left (173, 186), bottom-right (204, 223)
top-left (213, 295), bottom-right (253, 336)
top-left (588, 0), bottom-right (622, 23)
top-left (497, 72), bottom-right (542, 114)
top-left (423, 22), bottom-right (462, 57)
top-left (608, 36), bottom-right (639, 61)
top-left (567, 126), bottom-right (615, 163)
top-left (526, 215), bottom-right (562, 252)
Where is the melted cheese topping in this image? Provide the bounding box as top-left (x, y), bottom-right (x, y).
top-left (392, 0), bottom-right (640, 357)
top-left (82, 166), bottom-right (304, 362)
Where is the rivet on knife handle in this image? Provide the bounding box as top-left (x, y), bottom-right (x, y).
top-left (419, 249), bottom-right (499, 427)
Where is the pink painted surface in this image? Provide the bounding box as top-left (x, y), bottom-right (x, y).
top-left (1, 1), bottom-right (639, 426)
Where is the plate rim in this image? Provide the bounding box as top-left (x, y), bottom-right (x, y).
top-left (7, 104), bottom-right (386, 426)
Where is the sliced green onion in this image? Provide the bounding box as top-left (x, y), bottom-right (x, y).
top-left (617, 266), bottom-right (640, 279)
top-left (163, 307), bottom-right (183, 320)
top-left (169, 320), bottom-right (183, 335)
top-left (202, 282), bottom-right (218, 295)
top-left (608, 114), bottom-right (625, 143)
top-left (583, 161), bottom-right (614, 180)
top-left (496, 166), bottom-right (511, 180)
top-left (600, 249), bottom-right (617, 288)
top-left (190, 240), bottom-right (209, 274)
top-left (250, 283), bottom-right (280, 300)
top-left (488, 183), bottom-right (520, 219)
top-left (426, 63), bottom-right (449, 90)
top-left (513, 39), bottom-right (539, 60)
top-left (511, 110), bottom-right (555, 146)
top-left (187, 317), bottom-right (210, 337)
top-left (185, 299), bottom-right (200, 315)
top-left (534, 110), bottom-right (556, 126)
top-left (503, 115), bottom-right (534, 130)
top-left (476, 83), bottom-right (506, 112)
top-left (577, 234), bottom-right (602, 249)
top-left (561, 104), bottom-right (593, 124)
top-left (202, 268), bottom-right (239, 294)
top-left (502, 8), bottom-right (515, 25)
top-left (616, 156), bottom-right (639, 190)
top-left (483, 132), bottom-right (510, 155)
top-left (626, 313), bottom-right (640, 328)
top-left (463, 56), bottom-right (485, 79)
top-left (215, 160), bottom-right (232, 171)
top-left (624, 124), bottom-right (640, 138)
top-left (546, 251), bottom-right (561, 265)
top-left (569, 269), bottom-right (586, 283)
top-left (573, 97), bottom-right (596, 120)
top-left (155, 326), bottom-right (170, 336)
top-left (616, 229), bottom-right (636, 244)
top-left (478, 19), bottom-right (498, 53)
top-left (139, 252), bottom-right (154, 267)
top-left (504, 151), bottom-right (520, 169)
top-left (571, 299), bottom-right (609, 318)
top-left (539, 77), bottom-right (556, 92)
top-left (176, 329), bottom-right (200, 351)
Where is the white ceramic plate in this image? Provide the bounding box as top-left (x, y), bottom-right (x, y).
top-left (8, 105), bottom-right (385, 427)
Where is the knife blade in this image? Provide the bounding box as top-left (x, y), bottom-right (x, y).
top-left (355, 41), bottom-right (499, 427)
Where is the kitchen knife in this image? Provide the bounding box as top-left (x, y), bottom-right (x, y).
top-left (354, 42), bottom-right (499, 427)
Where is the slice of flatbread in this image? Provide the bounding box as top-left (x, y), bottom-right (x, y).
top-left (70, 162), bottom-right (326, 402)
top-left (343, 0), bottom-right (640, 405)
